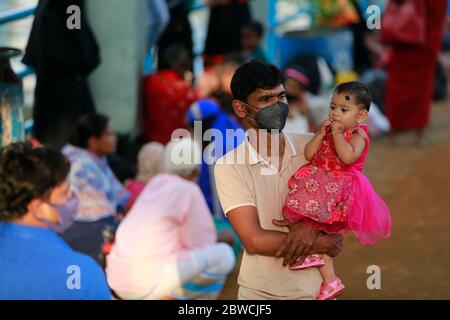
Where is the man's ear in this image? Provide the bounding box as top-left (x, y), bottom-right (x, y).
top-left (357, 109), bottom-right (369, 124)
top-left (232, 100), bottom-right (247, 119)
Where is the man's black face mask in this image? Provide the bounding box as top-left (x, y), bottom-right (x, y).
top-left (244, 101), bottom-right (289, 131)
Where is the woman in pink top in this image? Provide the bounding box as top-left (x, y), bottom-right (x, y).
top-left (106, 138), bottom-right (236, 300)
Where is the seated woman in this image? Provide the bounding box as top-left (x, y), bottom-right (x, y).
top-left (143, 44), bottom-right (199, 144)
top-left (61, 114), bottom-right (130, 266)
top-left (106, 138), bottom-right (236, 300)
top-left (0, 143), bottom-right (110, 299)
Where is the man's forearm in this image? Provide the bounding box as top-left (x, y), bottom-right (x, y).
top-left (250, 230), bottom-right (339, 258)
top-left (249, 230), bottom-right (287, 256)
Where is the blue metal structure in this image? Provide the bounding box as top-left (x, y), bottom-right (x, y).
top-left (0, 5), bottom-right (35, 25)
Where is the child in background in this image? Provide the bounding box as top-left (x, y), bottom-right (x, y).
top-left (282, 81), bottom-right (391, 300)
top-left (240, 21), bottom-right (268, 62)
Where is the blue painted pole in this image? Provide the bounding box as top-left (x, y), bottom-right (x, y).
top-left (266, 0), bottom-right (277, 64)
top-left (0, 6), bottom-right (36, 25)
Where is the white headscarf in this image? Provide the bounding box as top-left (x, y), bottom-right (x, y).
top-left (164, 138), bottom-right (202, 177)
top-left (136, 142), bottom-right (165, 184)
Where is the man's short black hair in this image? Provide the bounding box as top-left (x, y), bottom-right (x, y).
top-left (333, 81), bottom-right (372, 111)
top-left (70, 113), bottom-right (110, 149)
top-left (242, 21), bottom-right (264, 38)
top-left (0, 143), bottom-right (70, 221)
top-left (230, 60), bottom-right (284, 101)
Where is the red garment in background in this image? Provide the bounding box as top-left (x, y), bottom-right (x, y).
top-left (385, 0), bottom-right (447, 131)
top-left (143, 70), bottom-right (198, 144)
top-left (124, 180), bottom-right (145, 213)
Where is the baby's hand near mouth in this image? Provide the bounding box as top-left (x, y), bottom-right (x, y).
top-left (319, 119), bottom-right (332, 137)
top-left (331, 120), bottom-right (345, 134)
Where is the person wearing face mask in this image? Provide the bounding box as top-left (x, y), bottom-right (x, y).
top-left (214, 60), bottom-right (344, 300)
top-left (0, 143), bottom-right (111, 299)
top-left (61, 113), bottom-right (130, 266)
top-left (46, 193), bottom-right (79, 234)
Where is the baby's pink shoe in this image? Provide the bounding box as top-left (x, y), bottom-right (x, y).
top-left (289, 254), bottom-right (325, 270)
top-left (316, 277), bottom-right (345, 300)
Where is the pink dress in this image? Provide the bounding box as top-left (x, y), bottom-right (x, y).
top-left (282, 125), bottom-right (391, 245)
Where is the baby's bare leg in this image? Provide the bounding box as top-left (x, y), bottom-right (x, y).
top-left (319, 254), bottom-right (337, 283)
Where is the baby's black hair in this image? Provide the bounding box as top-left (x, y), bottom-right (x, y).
top-left (333, 81), bottom-right (372, 111)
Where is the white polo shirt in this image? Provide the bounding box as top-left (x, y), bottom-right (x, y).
top-left (214, 132), bottom-right (322, 299)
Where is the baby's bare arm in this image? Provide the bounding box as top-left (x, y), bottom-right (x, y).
top-left (305, 133), bottom-right (325, 161)
top-left (333, 132), bottom-right (366, 165)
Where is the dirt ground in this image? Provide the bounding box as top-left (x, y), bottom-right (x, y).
top-left (219, 90), bottom-right (450, 300)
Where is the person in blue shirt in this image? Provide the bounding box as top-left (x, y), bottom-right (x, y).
top-left (0, 143), bottom-right (111, 300)
top-left (186, 99), bottom-right (245, 256)
top-left (186, 99), bottom-right (245, 218)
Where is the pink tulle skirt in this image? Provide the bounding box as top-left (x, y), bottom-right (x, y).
top-left (283, 165), bottom-right (391, 245)
top-left (346, 170), bottom-right (391, 245)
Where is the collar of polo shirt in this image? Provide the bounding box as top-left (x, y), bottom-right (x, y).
top-left (245, 131), bottom-right (298, 166)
